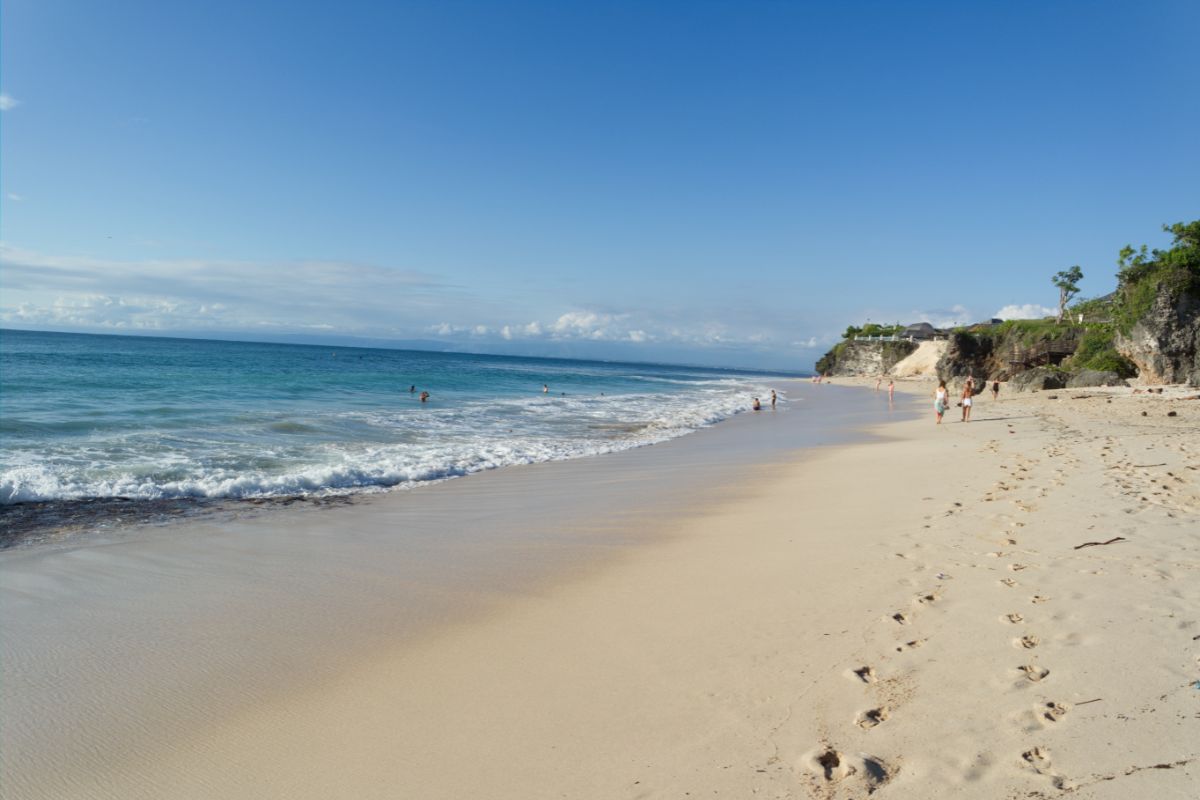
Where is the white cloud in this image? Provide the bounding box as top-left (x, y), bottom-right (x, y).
top-left (6, 193), bottom-right (22, 201)
top-left (0, 246), bottom-right (823, 367)
top-left (994, 303), bottom-right (1055, 320)
top-left (550, 310), bottom-right (619, 337)
top-left (910, 304), bottom-right (973, 328)
top-left (0, 245), bottom-right (457, 336)
top-left (0, 93), bottom-right (17, 111)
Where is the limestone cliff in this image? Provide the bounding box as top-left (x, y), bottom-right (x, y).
top-left (1114, 284), bottom-right (1200, 386)
top-left (814, 340), bottom-right (917, 377)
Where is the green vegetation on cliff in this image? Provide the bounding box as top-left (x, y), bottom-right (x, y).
top-left (840, 322), bottom-right (904, 339)
top-left (1070, 325), bottom-right (1136, 377)
top-left (1114, 221), bottom-right (1200, 334)
top-left (818, 220), bottom-right (1196, 381)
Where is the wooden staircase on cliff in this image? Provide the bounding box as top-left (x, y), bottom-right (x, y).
top-left (1008, 339), bottom-right (1080, 370)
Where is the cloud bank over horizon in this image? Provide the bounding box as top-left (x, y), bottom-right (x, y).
top-left (0, 245), bottom-right (824, 369)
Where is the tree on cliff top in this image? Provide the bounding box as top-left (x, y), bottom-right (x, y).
top-left (1115, 220), bottom-right (1200, 332)
top-left (1052, 265), bottom-right (1083, 323)
top-left (1118, 220), bottom-right (1200, 284)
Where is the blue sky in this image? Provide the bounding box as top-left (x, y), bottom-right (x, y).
top-left (2, 0), bottom-right (1197, 369)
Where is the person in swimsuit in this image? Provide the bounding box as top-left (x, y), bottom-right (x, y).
top-left (934, 380), bottom-right (948, 424)
top-left (420, 391), bottom-right (430, 403)
top-left (961, 380), bottom-right (974, 422)
top-left (752, 397), bottom-right (762, 411)
top-left (888, 380), bottom-right (895, 402)
top-left (770, 389), bottom-right (777, 409)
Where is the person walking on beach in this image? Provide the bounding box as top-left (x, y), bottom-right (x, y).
top-left (934, 380), bottom-right (948, 424)
top-left (992, 380), bottom-right (1000, 401)
top-left (961, 380), bottom-right (974, 422)
top-left (888, 379), bottom-right (895, 402)
top-left (770, 389), bottom-right (777, 409)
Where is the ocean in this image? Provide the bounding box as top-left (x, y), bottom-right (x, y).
top-left (0, 329), bottom-right (789, 539)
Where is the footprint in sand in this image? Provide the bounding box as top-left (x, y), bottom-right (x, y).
top-left (1031, 595), bottom-right (1051, 604)
top-left (1015, 634), bottom-right (1040, 649)
top-left (1021, 746), bottom-right (1073, 790)
top-left (1023, 746), bottom-right (1052, 771)
top-left (1004, 613), bottom-right (1025, 624)
top-left (1000, 578), bottom-right (1018, 588)
top-left (856, 707), bottom-right (890, 729)
top-left (895, 638), bottom-right (927, 652)
top-left (1043, 702), bottom-right (1069, 722)
top-left (1009, 563), bottom-right (1029, 572)
top-left (800, 747), bottom-right (893, 791)
top-left (851, 666), bottom-right (877, 684)
top-left (1018, 664), bottom-right (1050, 682)
top-left (915, 592), bottom-right (939, 606)
top-left (892, 612), bottom-right (911, 625)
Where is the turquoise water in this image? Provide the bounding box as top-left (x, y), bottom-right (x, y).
top-left (0, 330), bottom-right (789, 521)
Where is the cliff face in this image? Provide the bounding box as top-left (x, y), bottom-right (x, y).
top-left (1115, 286), bottom-right (1200, 386)
top-left (935, 332), bottom-right (997, 381)
top-left (815, 340), bottom-right (917, 377)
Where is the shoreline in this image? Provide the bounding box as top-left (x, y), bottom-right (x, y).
top-left (1, 381), bottom-right (909, 794)
top-left (3, 381), bottom-right (1197, 797)
top-left (0, 378), bottom-right (818, 552)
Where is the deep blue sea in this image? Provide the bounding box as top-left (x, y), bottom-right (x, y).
top-left (0, 330), bottom-right (788, 530)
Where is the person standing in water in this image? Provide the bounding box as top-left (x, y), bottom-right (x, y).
top-left (888, 379), bottom-right (895, 402)
top-left (752, 397), bottom-right (762, 411)
top-left (770, 389), bottom-right (777, 409)
top-left (419, 391), bottom-right (430, 403)
top-left (934, 381), bottom-right (948, 424)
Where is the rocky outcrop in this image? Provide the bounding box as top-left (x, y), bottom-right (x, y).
top-left (815, 340), bottom-right (917, 377)
top-left (936, 332), bottom-right (996, 381)
top-left (1066, 370), bottom-right (1128, 388)
top-left (1115, 287), bottom-right (1200, 386)
top-left (1010, 367), bottom-right (1068, 392)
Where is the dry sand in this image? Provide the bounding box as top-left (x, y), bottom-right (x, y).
top-left (3, 381), bottom-right (1198, 799)
top-left (890, 339), bottom-right (946, 377)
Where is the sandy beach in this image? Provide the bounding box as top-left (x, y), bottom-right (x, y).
top-left (2, 380), bottom-right (1197, 799)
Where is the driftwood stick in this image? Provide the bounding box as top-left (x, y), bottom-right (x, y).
top-left (1074, 698), bottom-right (1103, 706)
top-left (1130, 463), bottom-right (1167, 468)
top-left (1073, 537), bottom-right (1127, 550)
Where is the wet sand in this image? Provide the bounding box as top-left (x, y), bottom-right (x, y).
top-left (2, 380), bottom-right (1197, 798)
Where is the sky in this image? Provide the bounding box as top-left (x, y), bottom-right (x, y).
top-left (2, 0), bottom-right (1197, 370)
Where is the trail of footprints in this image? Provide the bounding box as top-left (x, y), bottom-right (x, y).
top-left (800, 410), bottom-right (1196, 795)
top-left (808, 433), bottom-right (1076, 795)
top-left (991, 442), bottom-right (1073, 789)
